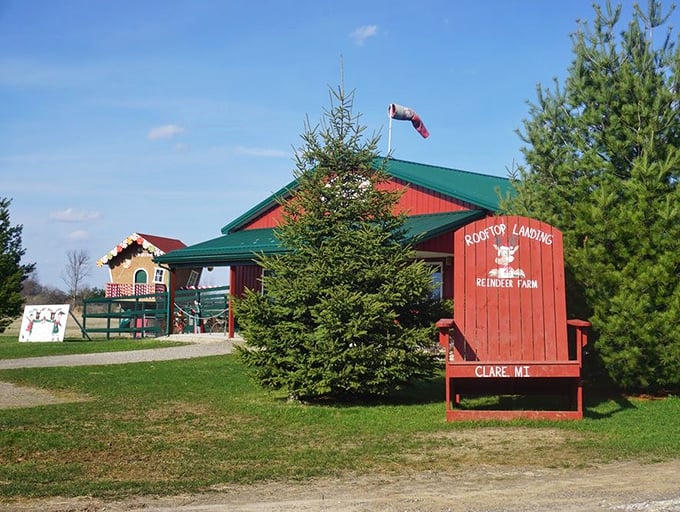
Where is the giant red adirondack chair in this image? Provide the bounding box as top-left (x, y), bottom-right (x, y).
top-left (437, 216), bottom-right (590, 420)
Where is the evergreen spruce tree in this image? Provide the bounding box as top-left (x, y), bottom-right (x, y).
top-left (0, 197), bottom-right (35, 331)
top-left (235, 86), bottom-right (440, 400)
top-left (503, 1), bottom-right (680, 390)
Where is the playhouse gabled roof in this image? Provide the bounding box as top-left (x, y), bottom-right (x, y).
top-left (221, 157), bottom-right (511, 234)
top-left (97, 232), bottom-right (186, 267)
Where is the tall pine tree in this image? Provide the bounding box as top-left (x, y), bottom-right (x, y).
top-left (1, 197), bottom-right (35, 331)
top-left (503, 1), bottom-right (680, 391)
top-left (235, 86), bottom-right (440, 400)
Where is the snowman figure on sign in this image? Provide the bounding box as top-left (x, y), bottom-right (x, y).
top-left (488, 235), bottom-right (525, 279)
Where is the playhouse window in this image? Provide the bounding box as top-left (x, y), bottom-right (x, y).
top-left (427, 262), bottom-right (443, 300)
top-left (187, 270), bottom-right (199, 287)
top-left (153, 267), bottom-right (165, 283)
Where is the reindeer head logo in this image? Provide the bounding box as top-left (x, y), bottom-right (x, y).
top-left (489, 235), bottom-right (525, 278)
top-left (493, 235), bottom-right (519, 267)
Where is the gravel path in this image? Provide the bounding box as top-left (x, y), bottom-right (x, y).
top-left (0, 335), bottom-right (238, 409)
top-left (0, 335), bottom-right (237, 370)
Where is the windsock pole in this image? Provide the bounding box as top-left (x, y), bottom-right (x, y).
top-left (387, 112), bottom-right (393, 155)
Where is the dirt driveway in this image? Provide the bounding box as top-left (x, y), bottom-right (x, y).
top-left (7, 459), bottom-right (680, 511)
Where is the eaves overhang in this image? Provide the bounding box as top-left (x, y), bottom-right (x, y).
top-left (157, 210), bottom-right (487, 268)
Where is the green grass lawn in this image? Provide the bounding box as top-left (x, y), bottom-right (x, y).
top-left (0, 335), bottom-right (678, 500)
top-left (0, 335), bottom-right (186, 359)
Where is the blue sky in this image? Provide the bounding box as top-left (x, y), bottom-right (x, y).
top-left (1, 0), bottom-right (668, 290)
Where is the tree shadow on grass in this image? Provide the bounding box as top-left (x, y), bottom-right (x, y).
top-left (583, 392), bottom-right (637, 419)
top-left (292, 370), bottom-right (645, 418)
top-left (582, 377), bottom-right (637, 419)
top-left (297, 375), bottom-right (447, 408)
top-left (382, 375), bottom-right (446, 406)
top-left (365, 375), bottom-right (639, 418)
top-left (579, 350), bottom-right (638, 419)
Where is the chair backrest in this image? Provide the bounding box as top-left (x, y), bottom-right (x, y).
top-left (453, 216), bottom-right (568, 362)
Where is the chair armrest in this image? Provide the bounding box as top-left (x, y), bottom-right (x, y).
top-left (567, 319), bottom-right (591, 364)
top-left (436, 318), bottom-right (454, 349)
top-left (436, 318), bottom-right (455, 329)
top-left (567, 319), bottom-right (591, 347)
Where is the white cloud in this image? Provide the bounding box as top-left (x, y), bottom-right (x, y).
top-left (147, 124), bottom-right (185, 140)
top-left (233, 146), bottom-right (289, 158)
top-left (350, 25), bottom-right (378, 46)
top-left (50, 208), bottom-right (101, 223)
top-left (67, 230), bottom-right (90, 241)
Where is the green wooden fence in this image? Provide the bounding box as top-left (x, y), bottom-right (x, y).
top-left (81, 286), bottom-right (229, 339)
top-left (82, 292), bottom-right (168, 339)
top-left (173, 287), bottom-right (230, 334)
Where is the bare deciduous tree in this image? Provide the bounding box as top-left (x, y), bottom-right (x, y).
top-left (62, 249), bottom-right (92, 306)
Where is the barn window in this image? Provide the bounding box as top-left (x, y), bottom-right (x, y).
top-left (427, 262), bottom-right (443, 300)
top-left (153, 267), bottom-right (165, 283)
top-left (260, 269), bottom-right (273, 294)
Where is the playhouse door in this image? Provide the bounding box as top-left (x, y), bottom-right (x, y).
top-left (134, 269), bottom-right (147, 284)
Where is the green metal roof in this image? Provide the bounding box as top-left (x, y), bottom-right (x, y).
top-left (156, 211), bottom-right (484, 268)
top-left (155, 228), bottom-right (283, 267)
top-left (403, 210), bottom-right (486, 241)
top-left (221, 157), bottom-right (510, 234)
top-left (384, 158), bottom-right (511, 211)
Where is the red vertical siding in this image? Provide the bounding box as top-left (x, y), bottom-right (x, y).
top-left (232, 265), bottom-right (262, 297)
top-left (415, 232), bottom-right (454, 254)
top-left (245, 208), bottom-right (284, 229)
top-left (379, 179), bottom-right (473, 215)
top-left (242, 178), bottom-right (473, 230)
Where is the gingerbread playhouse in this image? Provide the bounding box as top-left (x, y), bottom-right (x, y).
top-left (97, 233), bottom-right (202, 298)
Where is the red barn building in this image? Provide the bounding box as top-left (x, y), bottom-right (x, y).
top-left (156, 158), bottom-right (510, 337)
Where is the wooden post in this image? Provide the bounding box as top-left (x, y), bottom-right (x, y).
top-left (70, 309), bottom-right (91, 340)
top-left (228, 266), bottom-right (236, 338)
top-left (168, 268), bottom-right (176, 336)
